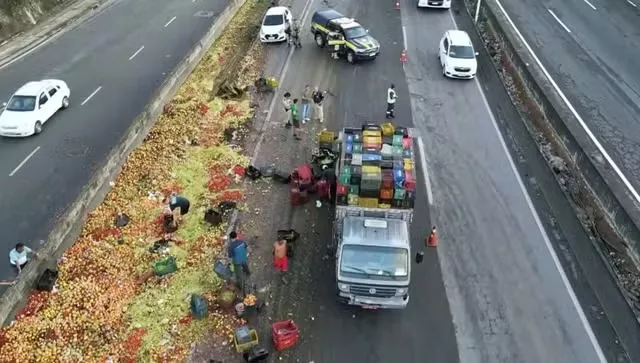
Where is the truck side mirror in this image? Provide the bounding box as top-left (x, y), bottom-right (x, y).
top-left (415, 252), bottom-right (424, 264)
top-left (1, 102), bottom-right (6, 108)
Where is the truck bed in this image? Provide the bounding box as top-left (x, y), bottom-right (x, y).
top-left (332, 123), bottom-right (418, 212)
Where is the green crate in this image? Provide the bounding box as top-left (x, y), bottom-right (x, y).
top-left (153, 256), bottom-right (177, 276)
top-left (352, 142), bottom-right (363, 153)
top-left (349, 184), bottom-right (360, 195)
top-left (394, 188), bottom-right (406, 200)
top-left (392, 134), bottom-right (404, 146)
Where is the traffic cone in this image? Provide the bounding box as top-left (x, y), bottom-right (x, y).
top-left (395, 1), bottom-right (400, 10)
top-left (400, 50), bottom-right (407, 64)
top-left (426, 226), bottom-right (438, 247)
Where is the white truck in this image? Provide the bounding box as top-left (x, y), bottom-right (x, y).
top-left (328, 123), bottom-right (422, 309)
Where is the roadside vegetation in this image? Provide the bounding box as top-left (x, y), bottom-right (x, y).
top-left (0, 0), bottom-right (269, 360)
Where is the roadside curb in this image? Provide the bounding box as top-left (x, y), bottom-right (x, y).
top-left (0, 0), bottom-right (249, 327)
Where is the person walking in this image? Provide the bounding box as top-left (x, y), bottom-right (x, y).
top-left (9, 243), bottom-right (39, 276)
top-left (386, 83), bottom-right (397, 119)
top-left (312, 86), bottom-right (325, 123)
top-left (282, 92), bottom-right (292, 128)
top-left (227, 232), bottom-right (250, 291)
top-left (301, 85), bottom-right (312, 123)
top-left (290, 98), bottom-right (302, 140)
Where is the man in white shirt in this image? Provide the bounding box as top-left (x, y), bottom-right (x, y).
top-left (9, 243), bottom-right (38, 275)
top-left (386, 83), bottom-right (397, 119)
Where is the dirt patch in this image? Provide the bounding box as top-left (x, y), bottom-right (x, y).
top-left (0, 0), bottom-right (79, 41)
top-left (463, 0), bottom-right (640, 315)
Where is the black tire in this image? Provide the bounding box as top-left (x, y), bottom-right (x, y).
top-left (315, 33), bottom-right (325, 48)
top-left (61, 96), bottom-right (70, 109)
top-left (34, 121), bottom-right (43, 135)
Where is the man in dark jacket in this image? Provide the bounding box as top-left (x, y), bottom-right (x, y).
top-left (227, 231), bottom-right (250, 290)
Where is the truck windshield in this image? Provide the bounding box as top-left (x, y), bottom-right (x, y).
top-left (340, 245), bottom-right (408, 278)
top-left (344, 26), bottom-right (367, 39)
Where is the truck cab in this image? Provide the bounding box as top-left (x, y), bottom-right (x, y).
top-left (336, 213), bottom-right (412, 309)
top-left (310, 9), bottom-right (380, 63)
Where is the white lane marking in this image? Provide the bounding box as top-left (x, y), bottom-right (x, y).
top-left (252, 0), bottom-right (315, 162)
top-left (164, 16), bottom-right (177, 28)
top-left (548, 9), bottom-right (572, 33)
top-left (448, 8), bottom-right (606, 362)
top-left (495, 0), bottom-right (640, 231)
top-left (129, 45), bottom-right (145, 60)
top-left (582, 0), bottom-right (597, 10)
top-left (10, 146), bottom-right (40, 176)
top-left (627, 0), bottom-right (637, 7)
top-left (416, 136), bottom-right (433, 205)
top-left (402, 26), bottom-right (408, 50)
top-left (402, 26), bottom-right (408, 71)
top-left (81, 86), bottom-right (102, 106)
top-left (262, 0), bottom-right (315, 128)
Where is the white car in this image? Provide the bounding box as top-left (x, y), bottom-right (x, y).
top-left (0, 79), bottom-right (70, 137)
top-left (417, 0), bottom-right (451, 8)
top-left (259, 6), bottom-right (292, 43)
top-left (438, 30), bottom-right (479, 80)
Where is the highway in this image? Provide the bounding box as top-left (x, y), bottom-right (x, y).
top-left (498, 0), bottom-right (640, 194)
top-left (250, 0), bottom-right (608, 361)
top-left (0, 0), bottom-right (228, 279)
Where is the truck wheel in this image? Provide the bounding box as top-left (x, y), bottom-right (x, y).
top-left (346, 51), bottom-right (355, 64)
top-left (315, 33), bottom-right (325, 48)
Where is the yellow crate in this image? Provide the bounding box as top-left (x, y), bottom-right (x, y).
top-left (381, 123), bottom-right (395, 136)
top-left (234, 329), bottom-right (259, 353)
top-left (403, 159), bottom-right (414, 171)
top-left (378, 203), bottom-right (391, 209)
top-left (362, 165), bottom-right (381, 174)
top-left (359, 197), bottom-right (379, 208)
top-left (363, 130), bottom-right (381, 138)
top-left (348, 193), bottom-right (359, 206)
top-left (318, 130), bottom-right (335, 144)
top-left (363, 136), bottom-right (382, 144)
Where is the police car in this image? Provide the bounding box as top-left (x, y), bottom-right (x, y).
top-left (310, 9), bottom-right (380, 64)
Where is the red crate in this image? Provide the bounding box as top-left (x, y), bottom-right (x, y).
top-left (382, 170), bottom-right (393, 189)
top-left (272, 320), bottom-right (300, 351)
top-left (337, 184), bottom-right (348, 195)
top-left (380, 188), bottom-right (393, 200)
top-left (404, 171), bottom-right (416, 191)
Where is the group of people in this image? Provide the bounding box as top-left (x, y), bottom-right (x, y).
top-left (282, 85), bottom-right (326, 140)
top-left (226, 230), bottom-right (289, 292)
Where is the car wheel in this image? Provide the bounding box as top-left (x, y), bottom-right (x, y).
top-left (442, 66), bottom-right (447, 77)
top-left (34, 121), bottom-right (43, 135)
top-left (347, 51), bottom-right (355, 64)
top-left (61, 96), bottom-right (70, 109)
top-left (315, 33), bottom-right (325, 48)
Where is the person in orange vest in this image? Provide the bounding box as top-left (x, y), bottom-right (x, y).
top-left (273, 239), bottom-right (288, 272)
top-left (426, 226), bottom-right (438, 247)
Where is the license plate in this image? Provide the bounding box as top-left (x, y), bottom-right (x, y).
top-left (362, 305), bottom-right (379, 309)
top-left (369, 53), bottom-right (376, 57)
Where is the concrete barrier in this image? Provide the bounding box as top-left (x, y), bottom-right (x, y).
top-left (0, 0), bottom-right (248, 327)
top-left (457, 0), bottom-right (640, 310)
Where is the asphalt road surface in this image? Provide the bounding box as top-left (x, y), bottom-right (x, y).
top-left (0, 0), bottom-right (228, 279)
top-left (498, 0), bottom-right (640, 196)
top-left (254, 0), bottom-right (609, 361)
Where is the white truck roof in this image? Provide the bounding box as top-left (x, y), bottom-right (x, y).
top-left (342, 216), bottom-right (410, 248)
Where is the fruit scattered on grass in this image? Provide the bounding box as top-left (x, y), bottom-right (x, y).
top-left (0, 0), bottom-right (267, 361)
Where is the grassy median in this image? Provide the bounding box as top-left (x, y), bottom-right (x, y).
top-left (0, 0), bottom-right (268, 361)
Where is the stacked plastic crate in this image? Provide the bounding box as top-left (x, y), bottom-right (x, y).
top-left (336, 123), bottom-right (416, 208)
